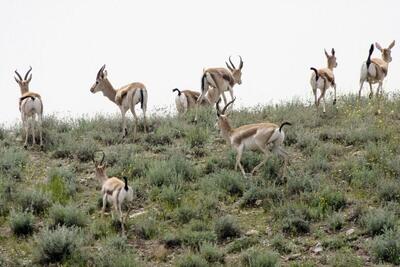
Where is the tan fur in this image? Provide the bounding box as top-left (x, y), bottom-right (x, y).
top-left (370, 58), bottom-right (388, 77)
top-left (232, 123), bottom-right (277, 146)
top-left (115, 82), bottom-right (146, 105)
top-left (317, 68), bottom-right (335, 84)
top-left (102, 177), bottom-right (124, 194)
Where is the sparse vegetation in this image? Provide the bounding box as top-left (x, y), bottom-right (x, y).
top-left (2, 97), bottom-right (400, 265)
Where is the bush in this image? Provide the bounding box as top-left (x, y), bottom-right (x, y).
top-left (74, 138), bottom-right (98, 162)
top-left (0, 148), bottom-right (28, 180)
top-left (162, 233), bottom-right (182, 249)
top-left (378, 180), bottom-right (400, 201)
top-left (185, 126), bottom-right (208, 148)
top-left (287, 175), bottom-right (317, 195)
top-left (214, 170), bottom-right (245, 197)
top-left (47, 167), bottom-right (76, 196)
top-left (145, 125), bottom-right (172, 146)
top-left (49, 204), bottom-right (87, 228)
top-left (241, 248), bottom-right (280, 267)
top-left (240, 186), bottom-right (269, 208)
top-left (134, 217), bottom-right (158, 240)
top-left (159, 185), bottom-right (182, 208)
top-left (271, 234), bottom-right (293, 254)
top-left (90, 220), bottom-right (111, 240)
top-left (176, 205), bottom-right (198, 224)
top-left (328, 213), bottom-right (345, 232)
top-left (227, 236), bottom-right (258, 253)
top-left (370, 229), bottom-right (400, 265)
top-left (9, 211), bottom-right (35, 236)
top-left (176, 252), bottom-right (208, 267)
top-left (180, 229), bottom-right (217, 250)
top-left (328, 249), bottom-right (363, 267)
top-left (214, 215), bottom-right (241, 241)
top-left (17, 190), bottom-right (51, 215)
top-left (34, 226), bottom-right (81, 265)
top-left (282, 216), bottom-right (310, 235)
top-left (200, 242), bottom-right (225, 264)
top-left (361, 208), bottom-right (396, 236)
top-left (148, 160), bottom-right (179, 187)
top-left (94, 248), bottom-right (139, 267)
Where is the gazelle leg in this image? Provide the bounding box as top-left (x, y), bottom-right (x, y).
top-left (142, 107), bottom-right (147, 133)
top-left (222, 91), bottom-right (228, 106)
top-left (31, 117), bottom-right (35, 145)
top-left (369, 82), bottom-right (374, 99)
top-left (120, 108), bottom-right (128, 137)
top-left (313, 87), bottom-right (318, 107)
top-left (333, 83), bottom-right (337, 105)
top-left (251, 143), bottom-right (269, 176)
top-left (38, 113), bottom-right (43, 148)
top-left (101, 194), bottom-right (107, 218)
top-left (377, 81), bottom-right (383, 97)
top-left (358, 80), bottom-right (364, 99)
top-left (235, 145), bottom-right (246, 177)
top-left (22, 115), bottom-right (29, 148)
top-left (131, 106), bottom-right (138, 139)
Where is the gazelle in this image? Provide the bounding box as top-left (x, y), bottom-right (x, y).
top-left (90, 65), bottom-right (148, 137)
top-left (195, 56), bottom-right (243, 120)
top-left (14, 66), bottom-right (43, 148)
top-left (94, 151), bottom-right (134, 233)
top-left (359, 41), bottom-right (395, 98)
top-left (310, 48), bottom-right (338, 113)
top-left (216, 98), bottom-right (291, 177)
top-left (172, 88), bottom-right (210, 114)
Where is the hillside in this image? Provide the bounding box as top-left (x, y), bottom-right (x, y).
top-left (1, 95), bottom-right (400, 267)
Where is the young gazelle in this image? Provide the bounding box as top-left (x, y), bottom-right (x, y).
top-left (94, 151), bottom-right (134, 232)
top-left (216, 99), bottom-right (291, 177)
top-left (195, 56), bottom-right (243, 120)
top-left (172, 88), bottom-right (210, 114)
top-left (310, 48), bottom-right (338, 113)
top-left (359, 41), bottom-right (395, 98)
top-left (14, 67), bottom-right (44, 148)
top-left (90, 65), bottom-right (148, 137)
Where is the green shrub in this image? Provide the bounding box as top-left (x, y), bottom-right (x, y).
top-left (227, 236), bottom-right (258, 253)
top-left (134, 217), bottom-right (158, 240)
top-left (271, 234), bottom-right (293, 254)
top-left (49, 204), bottom-right (87, 228)
top-left (145, 125), bottom-right (172, 146)
top-left (171, 154), bottom-right (198, 182)
top-left (328, 213), bottom-right (345, 232)
top-left (47, 167), bottom-right (76, 196)
top-left (361, 208), bottom-right (396, 236)
top-left (240, 186), bottom-right (269, 208)
top-left (176, 252), bottom-right (208, 267)
top-left (74, 138), bottom-right (98, 162)
top-left (0, 148), bottom-right (28, 180)
top-left (94, 248), bottom-right (139, 267)
top-left (148, 160), bottom-right (180, 187)
top-left (200, 242), bottom-right (225, 264)
top-left (159, 185), bottom-right (182, 208)
top-left (214, 215), bottom-right (241, 241)
top-left (241, 248), bottom-right (280, 267)
top-left (162, 233), bottom-right (182, 248)
top-left (214, 170), bottom-right (245, 197)
top-left (104, 235), bottom-right (129, 252)
top-left (34, 226), bottom-right (81, 265)
top-left (282, 216), bottom-right (310, 235)
top-left (176, 205), bottom-right (198, 224)
top-left (9, 211), bottom-right (35, 236)
top-left (370, 229), bottom-right (400, 265)
top-left (180, 229), bottom-right (217, 250)
top-left (186, 126), bottom-right (208, 148)
top-left (17, 190), bottom-right (51, 215)
top-left (287, 175), bottom-right (317, 195)
top-left (328, 248), bottom-right (363, 267)
top-left (312, 188), bottom-right (346, 213)
top-left (378, 180), bottom-right (400, 201)
top-left (90, 220), bottom-right (111, 240)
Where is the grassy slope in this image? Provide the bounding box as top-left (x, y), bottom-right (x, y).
top-left (1, 95), bottom-right (400, 266)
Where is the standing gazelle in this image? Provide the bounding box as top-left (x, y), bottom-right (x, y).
top-left (90, 65), bottom-right (148, 137)
top-left (216, 98), bottom-right (291, 177)
top-left (359, 41), bottom-right (395, 99)
top-left (310, 48), bottom-right (338, 113)
top-left (14, 67), bottom-right (44, 148)
top-left (172, 88), bottom-right (211, 114)
top-left (195, 56), bottom-right (243, 120)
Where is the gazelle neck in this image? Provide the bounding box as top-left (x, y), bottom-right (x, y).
top-left (19, 86), bottom-right (29, 95)
top-left (219, 118), bottom-right (233, 143)
top-left (101, 79), bottom-right (117, 103)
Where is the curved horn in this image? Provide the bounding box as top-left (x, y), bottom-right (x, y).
top-left (331, 48), bottom-right (335, 56)
top-left (97, 64), bottom-right (106, 79)
top-left (14, 70), bottom-right (23, 81)
top-left (215, 99), bottom-right (222, 116)
top-left (229, 56), bottom-right (236, 69)
top-left (238, 55), bottom-right (243, 70)
top-left (24, 66), bottom-right (32, 80)
top-left (225, 62), bottom-right (234, 71)
top-left (221, 97), bottom-right (236, 114)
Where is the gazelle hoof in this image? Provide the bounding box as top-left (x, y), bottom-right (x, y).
top-left (23, 144), bottom-right (28, 149)
top-left (333, 99), bottom-right (337, 105)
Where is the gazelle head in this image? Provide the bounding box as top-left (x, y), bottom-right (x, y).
top-left (324, 48), bottom-right (337, 69)
top-left (376, 41), bottom-right (395, 63)
top-left (14, 66), bottom-right (32, 94)
top-left (216, 98), bottom-right (236, 128)
top-left (225, 56), bottom-right (244, 85)
top-left (90, 64), bottom-right (108, 93)
top-left (94, 150), bottom-right (107, 177)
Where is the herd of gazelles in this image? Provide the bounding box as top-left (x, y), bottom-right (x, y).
top-left (13, 41), bottom-right (395, 226)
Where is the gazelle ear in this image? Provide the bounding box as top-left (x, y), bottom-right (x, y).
top-left (102, 70), bottom-right (108, 79)
top-left (389, 40), bottom-right (395, 49)
top-left (14, 77), bottom-right (21, 84)
top-left (324, 49), bottom-right (330, 57)
top-left (331, 48), bottom-right (335, 56)
top-left (375, 42), bottom-right (383, 51)
top-left (27, 74), bottom-right (32, 83)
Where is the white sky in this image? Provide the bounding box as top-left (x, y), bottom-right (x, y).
top-left (0, 0), bottom-right (398, 124)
